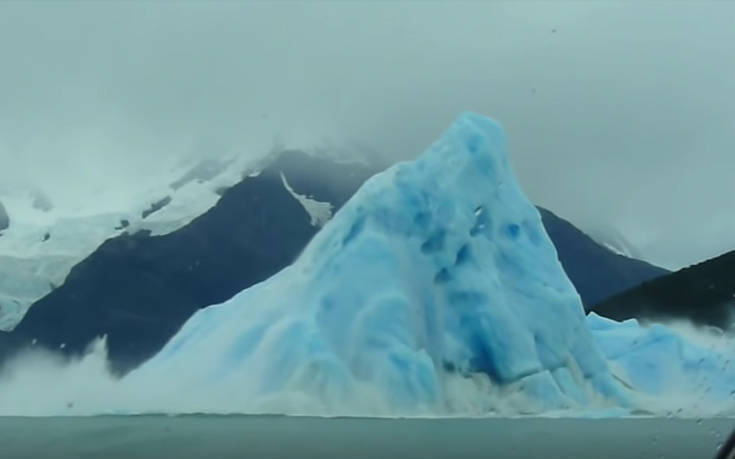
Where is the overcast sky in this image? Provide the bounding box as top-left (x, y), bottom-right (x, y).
top-left (1, 1), bottom-right (733, 269)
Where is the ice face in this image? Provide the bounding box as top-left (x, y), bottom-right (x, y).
top-left (588, 312), bottom-right (735, 416)
top-left (128, 113), bottom-right (628, 415)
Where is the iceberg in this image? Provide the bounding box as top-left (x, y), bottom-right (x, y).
top-left (125, 113), bottom-right (629, 415)
top-left (0, 113), bottom-right (732, 418)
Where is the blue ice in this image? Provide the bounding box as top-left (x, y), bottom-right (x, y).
top-left (588, 312), bottom-right (735, 414)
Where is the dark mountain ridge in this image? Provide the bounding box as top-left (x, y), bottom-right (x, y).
top-left (593, 250), bottom-right (735, 329)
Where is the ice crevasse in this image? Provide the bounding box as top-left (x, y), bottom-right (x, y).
top-left (122, 113), bottom-right (638, 415)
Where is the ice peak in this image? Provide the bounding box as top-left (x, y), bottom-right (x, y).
top-left (127, 113), bottom-right (626, 415)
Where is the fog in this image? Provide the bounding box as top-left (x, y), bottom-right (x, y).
top-left (1, 2), bottom-right (734, 269)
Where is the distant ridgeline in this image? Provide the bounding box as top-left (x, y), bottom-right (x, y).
top-left (593, 251), bottom-right (735, 330)
top-left (0, 151), bottom-right (668, 374)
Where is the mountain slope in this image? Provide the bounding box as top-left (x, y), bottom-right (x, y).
top-left (537, 208), bottom-right (669, 307)
top-left (0, 154), bottom-right (254, 330)
top-left (593, 251), bottom-right (735, 329)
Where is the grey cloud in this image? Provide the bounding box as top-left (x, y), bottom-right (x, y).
top-left (0, 2), bottom-right (733, 269)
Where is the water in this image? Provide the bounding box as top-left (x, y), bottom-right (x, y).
top-left (0, 416), bottom-right (731, 459)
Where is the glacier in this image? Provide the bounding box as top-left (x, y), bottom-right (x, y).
top-left (123, 113), bottom-right (631, 415)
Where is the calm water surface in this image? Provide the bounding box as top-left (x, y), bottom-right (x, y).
top-left (0, 415), bottom-right (732, 459)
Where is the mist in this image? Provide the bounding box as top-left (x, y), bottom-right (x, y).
top-left (1, 317), bottom-right (732, 418)
top-left (1, 2), bottom-right (734, 269)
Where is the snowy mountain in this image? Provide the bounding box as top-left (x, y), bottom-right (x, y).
top-left (593, 250), bottom-right (735, 330)
top-left (0, 153), bottom-right (668, 374)
top-left (0, 153), bottom-right (257, 331)
top-left (589, 227), bottom-right (647, 261)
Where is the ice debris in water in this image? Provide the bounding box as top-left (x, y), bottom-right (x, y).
top-left (589, 312), bottom-right (735, 416)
